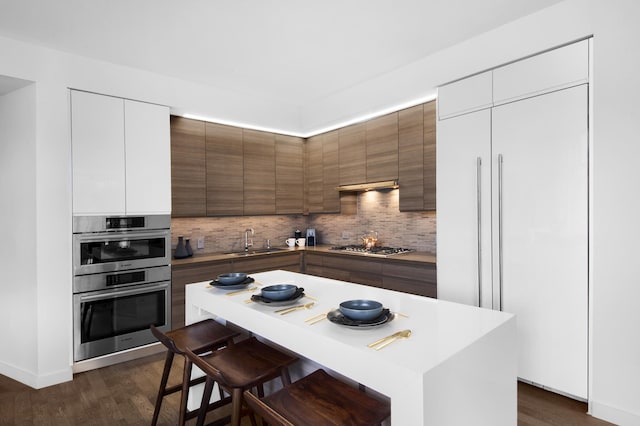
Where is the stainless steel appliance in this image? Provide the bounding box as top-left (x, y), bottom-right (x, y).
top-left (329, 245), bottom-right (413, 257)
top-left (72, 215), bottom-right (172, 362)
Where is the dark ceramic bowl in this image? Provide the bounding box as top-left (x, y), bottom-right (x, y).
top-left (217, 272), bottom-right (248, 285)
top-left (261, 284), bottom-right (298, 300)
top-left (339, 300), bottom-right (383, 321)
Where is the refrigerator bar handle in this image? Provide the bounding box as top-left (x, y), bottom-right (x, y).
top-left (498, 153), bottom-right (504, 311)
top-left (476, 156), bottom-right (482, 308)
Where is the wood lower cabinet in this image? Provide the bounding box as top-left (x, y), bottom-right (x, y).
top-left (304, 252), bottom-right (436, 298)
top-left (171, 252), bottom-right (302, 328)
top-left (171, 261), bottom-right (232, 329)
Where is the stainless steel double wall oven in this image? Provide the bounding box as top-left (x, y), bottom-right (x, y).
top-left (73, 215), bottom-right (171, 362)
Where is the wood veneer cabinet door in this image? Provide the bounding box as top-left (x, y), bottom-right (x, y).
top-left (171, 116), bottom-right (206, 217)
top-left (276, 135), bottom-right (304, 214)
top-left (366, 112), bottom-right (398, 182)
top-left (339, 123), bottom-right (366, 185)
top-left (306, 135), bottom-right (324, 213)
top-left (423, 101), bottom-right (437, 210)
top-left (243, 129), bottom-right (276, 215)
top-left (206, 122), bottom-right (244, 216)
top-left (322, 130), bottom-right (340, 213)
top-left (398, 104), bottom-right (425, 211)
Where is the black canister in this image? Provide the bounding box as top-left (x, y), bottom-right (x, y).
top-left (294, 229), bottom-right (302, 239)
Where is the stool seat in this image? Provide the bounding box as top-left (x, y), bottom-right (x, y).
top-left (244, 369), bottom-right (391, 426)
top-left (150, 319), bottom-right (239, 426)
top-left (185, 337), bottom-right (298, 426)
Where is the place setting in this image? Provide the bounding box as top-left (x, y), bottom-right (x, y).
top-left (305, 299), bottom-right (396, 328)
top-left (250, 283), bottom-right (308, 308)
top-left (206, 272), bottom-right (256, 293)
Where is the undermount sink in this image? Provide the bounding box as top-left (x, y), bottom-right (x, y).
top-left (224, 247), bottom-right (286, 256)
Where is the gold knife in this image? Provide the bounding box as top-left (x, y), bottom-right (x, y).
top-left (275, 302), bottom-right (314, 315)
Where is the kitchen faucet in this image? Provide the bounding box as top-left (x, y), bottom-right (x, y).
top-left (244, 228), bottom-right (254, 252)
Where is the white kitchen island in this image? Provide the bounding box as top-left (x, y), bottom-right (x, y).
top-left (185, 270), bottom-right (516, 425)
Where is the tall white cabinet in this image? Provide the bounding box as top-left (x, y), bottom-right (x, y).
top-left (71, 90), bottom-right (171, 215)
top-left (437, 39), bottom-right (589, 399)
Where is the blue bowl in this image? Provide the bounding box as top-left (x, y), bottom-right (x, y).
top-left (217, 272), bottom-right (248, 285)
top-left (339, 300), bottom-right (383, 321)
top-left (261, 284), bottom-right (298, 300)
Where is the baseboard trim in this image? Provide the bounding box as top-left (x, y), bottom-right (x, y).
top-left (591, 400), bottom-right (640, 425)
top-left (0, 361), bottom-right (72, 389)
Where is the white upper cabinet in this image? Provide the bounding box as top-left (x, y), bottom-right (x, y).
top-left (493, 39), bottom-right (589, 105)
top-left (124, 99), bottom-right (171, 215)
top-left (71, 90), bottom-right (170, 215)
top-left (437, 70), bottom-right (493, 120)
top-left (71, 90), bottom-right (126, 215)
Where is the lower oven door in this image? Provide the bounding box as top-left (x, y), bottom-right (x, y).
top-left (73, 280), bottom-right (171, 362)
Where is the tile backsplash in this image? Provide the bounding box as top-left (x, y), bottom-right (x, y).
top-left (171, 189), bottom-right (436, 255)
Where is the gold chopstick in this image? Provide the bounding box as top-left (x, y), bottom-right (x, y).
top-left (304, 312), bottom-right (327, 323)
top-left (225, 287), bottom-right (258, 296)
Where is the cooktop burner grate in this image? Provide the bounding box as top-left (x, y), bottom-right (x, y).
top-left (329, 245), bottom-right (414, 257)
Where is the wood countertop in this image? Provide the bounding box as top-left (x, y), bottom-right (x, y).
top-left (171, 245), bottom-right (436, 268)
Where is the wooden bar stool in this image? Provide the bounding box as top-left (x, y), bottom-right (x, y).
top-left (150, 319), bottom-right (239, 426)
top-left (184, 337), bottom-right (299, 426)
top-left (243, 369), bottom-right (391, 426)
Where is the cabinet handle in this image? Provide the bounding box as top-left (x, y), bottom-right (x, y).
top-left (498, 153), bottom-right (504, 311)
top-left (476, 157), bottom-right (482, 308)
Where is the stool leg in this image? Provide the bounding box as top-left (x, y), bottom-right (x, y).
top-left (196, 376), bottom-right (216, 426)
top-left (151, 350), bottom-right (174, 426)
top-left (230, 388), bottom-right (243, 426)
top-left (178, 356), bottom-right (193, 426)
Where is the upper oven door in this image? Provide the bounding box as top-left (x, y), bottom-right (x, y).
top-left (73, 230), bottom-right (170, 275)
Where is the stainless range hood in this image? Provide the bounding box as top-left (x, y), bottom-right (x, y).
top-left (335, 180), bottom-right (399, 192)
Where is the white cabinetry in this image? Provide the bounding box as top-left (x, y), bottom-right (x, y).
top-left (437, 71), bottom-right (493, 120)
top-left (437, 40), bottom-right (589, 400)
top-left (71, 90), bottom-right (170, 215)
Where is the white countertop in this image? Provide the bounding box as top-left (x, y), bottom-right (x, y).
top-left (185, 270), bottom-right (516, 425)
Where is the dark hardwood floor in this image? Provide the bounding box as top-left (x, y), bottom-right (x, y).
top-left (0, 353), bottom-right (613, 425)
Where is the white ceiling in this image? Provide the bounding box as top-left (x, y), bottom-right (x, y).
top-left (0, 0), bottom-right (564, 104)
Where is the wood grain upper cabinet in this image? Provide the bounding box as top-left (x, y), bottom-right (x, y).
top-left (276, 134), bottom-right (304, 214)
top-left (322, 130), bottom-right (340, 213)
top-left (305, 135), bottom-right (324, 213)
top-left (398, 104), bottom-right (424, 211)
top-left (338, 123), bottom-right (366, 185)
top-left (243, 129), bottom-right (276, 215)
top-left (423, 101), bottom-right (436, 210)
top-left (171, 116), bottom-right (206, 217)
top-left (366, 112), bottom-right (398, 182)
top-left (206, 122), bottom-right (244, 216)
top-left (398, 100), bottom-right (436, 211)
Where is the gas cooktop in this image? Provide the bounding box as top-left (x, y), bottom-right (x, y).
top-left (329, 245), bottom-right (414, 257)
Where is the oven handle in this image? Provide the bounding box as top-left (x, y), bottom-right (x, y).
top-left (74, 229), bottom-right (170, 243)
top-left (78, 281), bottom-right (170, 302)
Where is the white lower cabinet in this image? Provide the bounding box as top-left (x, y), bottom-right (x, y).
top-left (71, 90), bottom-right (170, 215)
top-left (437, 83), bottom-right (588, 399)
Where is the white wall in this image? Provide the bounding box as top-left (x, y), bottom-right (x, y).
top-left (0, 83), bottom-right (38, 385)
top-left (0, 1), bottom-right (639, 423)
